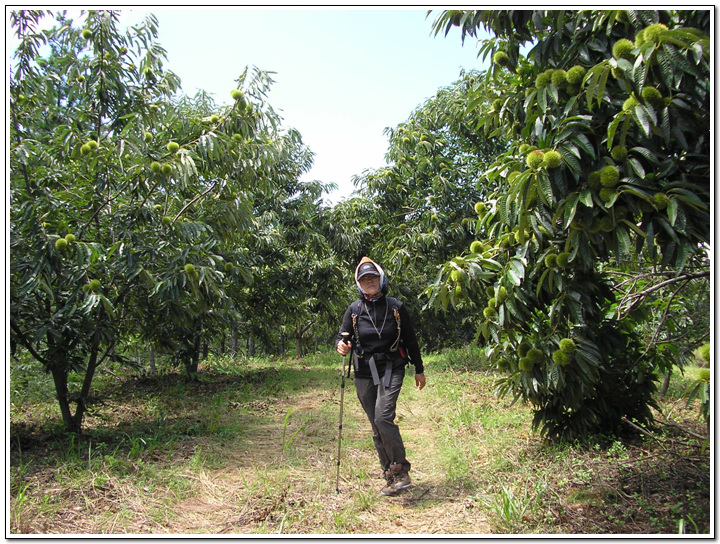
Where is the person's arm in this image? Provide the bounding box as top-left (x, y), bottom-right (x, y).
top-left (336, 305), bottom-right (354, 355)
top-left (398, 302), bottom-right (424, 375)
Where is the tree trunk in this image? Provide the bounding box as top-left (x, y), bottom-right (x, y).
top-left (230, 319), bottom-right (239, 355)
top-left (295, 332), bottom-right (304, 358)
top-left (51, 363), bottom-right (78, 434)
top-left (72, 331), bottom-right (102, 432)
top-left (659, 370), bottom-right (672, 398)
top-left (149, 347), bottom-right (156, 375)
top-left (247, 334), bottom-right (255, 357)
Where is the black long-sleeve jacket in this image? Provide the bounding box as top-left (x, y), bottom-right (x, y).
top-left (336, 295), bottom-right (424, 379)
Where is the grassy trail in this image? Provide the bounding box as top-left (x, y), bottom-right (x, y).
top-left (9, 351), bottom-right (711, 535)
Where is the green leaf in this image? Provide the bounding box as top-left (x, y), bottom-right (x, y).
top-left (536, 172), bottom-right (553, 206)
top-left (508, 259), bottom-right (525, 286)
top-left (578, 189), bottom-right (593, 207)
top-left (634, 104), bottom-right (652, 138)
top-left (606, 111), bottom-right (627, 150)
top-left (666, 197), bottom-right (678, 226)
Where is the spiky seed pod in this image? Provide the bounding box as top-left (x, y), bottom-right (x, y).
top-left (224, 263), bottom-right (234, 272)
top-left (566, 65), bottom-right (586, 85)
top-left (559, 338), bottom-right (576, 354)
top-left (643, 23), bottom-right (668, 43)
top-left (616, 10), bottom-right (629, 23)
top-left (507, 171), bottom-right (521, 183)
top-left (527, 348), bottom-right (544, 364)
top-left (167, 141), bottom-right (179, 153)
top-left (526, 149), bottom-right (545, 170)
top-left (161, 164), bottom-right (172, 176)
top-left (470, 241), bottom-right (484, 254)
top-left (623, 95), bottom-right (639, 111)
top-left (519, 357), bottom-right (534, 372)
top-left (82, 29), bottom-right (92, 39)
top-left (543, 150), bottom-right (563, 169)
top-left (150, 161), bottom-right (162, 174)
top-left (450, 270), bottom-right (462, 283)
top-left (64, 233), bottom-right (76, 243)
top-left (55, 238), bottom-right (68, 250)
top-left (544, 253), bottom-right (558, 268)
top-left (698, 369), bottom-right (710, 382)
top-left (88, 279), bottom-right (101, 291)
top-left (551, 69), bottom-right (568, 87)
top-left (497, 358), bottom-right (510, 371)
top-left (488, 297), bottom-right (497, 309)
top-left (635, 29), bottom-right (647, 47)
top-left (653, 193), bottom-right (669, 210)
top-left (144, 131), bottom-right (153, 143)
top-left (474, 201), bottom-right (487, 215)
top-left (232, 133), bottom-right (243, 142)
top-left (230, 89), bottom-right (244, 101)
top-left (501, 232), bottom-right (516, 247)
top-left (497, 286), bottom-right (508, 303)
top-left (535, 72), bottom-right (551, 88)
top-left (600, 165), bottom-right (620, 188)
top-left (518, 342), bottom-right (532, 357)
top-left (599, 188), bottom-right (615, 202)
top-left (556, 252), bottom-right (571, 268)
top-left (566, 84), bottom-right (580, 95)
top-left (87, 140), bottom-right (98, 150)
top-left (519, 143), bottom-right (531, 154)
top-left (80, 144), bottom-right (91, 155)
top-left (611, 145), bottom-right (628, 161)
top-left (588, 171), bottom-right (602, 190)
top-left (552, 350), bottom-right (572, 366)
top-left (184, 264), bottom-right (195, 274)
top-left (483, 307), bottom-right (498, 319)
top-left (493, 51), bottom-right (511, 67)
top-left (641, 86), bottom-right (664, 109)
top-left (210, 115), bottom-right (220, 123)
top-left (612, 38), bottom-right (635, 60)
top-left (162, 216), bottom-right (172, 226)
top-left (698, 343), bottom-right (710, 363)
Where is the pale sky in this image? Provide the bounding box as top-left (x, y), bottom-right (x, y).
top-left (9, 8), bottom-right (489, 203)
top-left (118, 8), bottom-right (489, 203)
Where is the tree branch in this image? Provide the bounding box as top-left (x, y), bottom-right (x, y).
top-left (173, 180), bottom-right (219, 222)
top-left (618, 271), bottom-right (709, 319)
top-left (10, 319), bottom-right (49, 367)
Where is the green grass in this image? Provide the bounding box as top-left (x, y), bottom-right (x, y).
top-left (9, 350), bottom-right (711, 535)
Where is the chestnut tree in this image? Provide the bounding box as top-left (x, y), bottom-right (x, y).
top-left (9, 10), bottom-right (316, 431)
top-left (426, 10), bottom-right (710, 440)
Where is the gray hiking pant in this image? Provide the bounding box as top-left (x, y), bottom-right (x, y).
top-left (354, 367), bottom-right (411, 473)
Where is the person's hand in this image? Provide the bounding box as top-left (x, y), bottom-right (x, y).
top-left (337, 339), bottom-right (351, 356)
top-left (415, 373), bottom-right (426, 390)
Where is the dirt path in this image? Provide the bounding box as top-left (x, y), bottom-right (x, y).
top-left (164, 381), bottom-right (492, 535)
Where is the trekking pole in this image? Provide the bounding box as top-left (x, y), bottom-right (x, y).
top-left (335, 332), bottom-right (351, 493)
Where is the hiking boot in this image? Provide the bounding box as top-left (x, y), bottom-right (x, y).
top-left (381, 469), bottom-right (398, 496)
top-left (381, 464), bottom-right (412, 495)
top-left (392, 470), bottom-right (412, 491)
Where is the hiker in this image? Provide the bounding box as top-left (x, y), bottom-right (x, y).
top-left (336, 257), bottom-right (426, 496)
